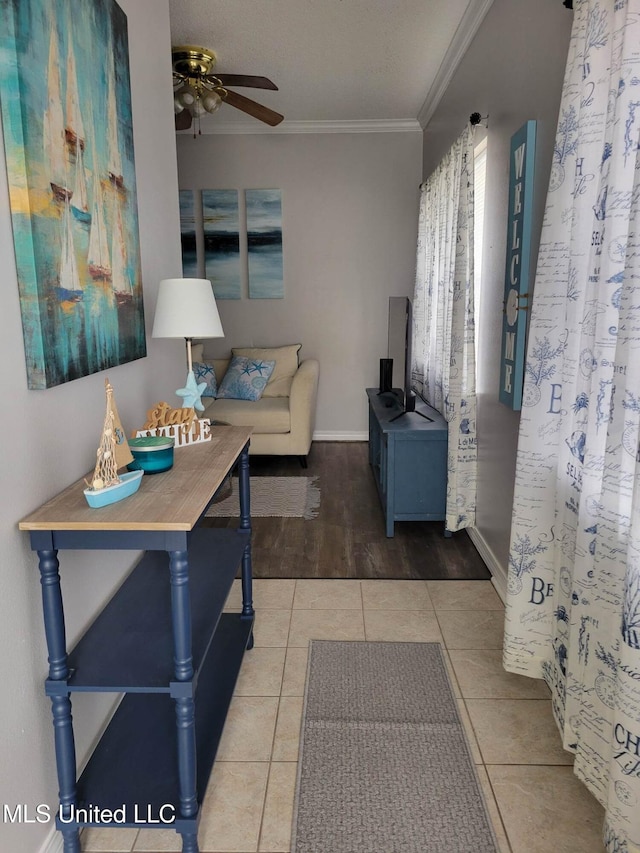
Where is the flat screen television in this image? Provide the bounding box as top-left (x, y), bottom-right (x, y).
top-left (387, 296), bottom-right (432, 422)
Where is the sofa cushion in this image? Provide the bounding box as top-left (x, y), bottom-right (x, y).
top-left (203, 396), bottom-right (291, 434)
top-left (217, 356), bottom-right (276, 401)
top-left (193, 361), bottom-right (217, 397)
top-left (232, 344), bottom-right (301, 397)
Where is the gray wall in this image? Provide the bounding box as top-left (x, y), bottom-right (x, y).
top-left (0, 2), bottom-right (183, 850)
top-left (176, 131), bottom-right (423, 437)
top-left (422, 0), bottom-right (573, 592)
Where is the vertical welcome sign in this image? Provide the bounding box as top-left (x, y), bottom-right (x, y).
top-left (499, 121), bottom-right (536, 409)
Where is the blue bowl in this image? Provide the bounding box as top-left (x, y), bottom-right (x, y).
top-left (127, 436), bottom-right (175, 474)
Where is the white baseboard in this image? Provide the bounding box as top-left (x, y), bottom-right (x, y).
top-left (313, 431), bottom-right (368, 441)
top-left (38, 827), bottom-right (63, 853)
top-left (467, 526), bottom-right (507, 604)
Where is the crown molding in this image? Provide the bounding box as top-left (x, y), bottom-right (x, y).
top-left (417, 0), bottom-right (495, 129)
top-left (181, 118), bottom-right (422, 136)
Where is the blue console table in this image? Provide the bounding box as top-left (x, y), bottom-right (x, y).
top-left (19, 426), bottom-right (254, 853)
top-left (367, 389), bottom-right (448, 537)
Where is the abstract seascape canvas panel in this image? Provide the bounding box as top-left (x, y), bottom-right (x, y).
top-left (0, 0), bottom-right (146, 389)
top-left (202, 189), bottom-right (241, 299)
top-left (246, 189), bottom-right (283, 299)
top-left (179, 190), bottom-right (197, 276)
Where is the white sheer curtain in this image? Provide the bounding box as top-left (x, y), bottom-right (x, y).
top-left (412, 125), bottom-right (477, 531)
top-left (504, 1), bottom-right (640, 848)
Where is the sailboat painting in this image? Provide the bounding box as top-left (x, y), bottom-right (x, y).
top-left (0, 0), bottom-right (146, 389)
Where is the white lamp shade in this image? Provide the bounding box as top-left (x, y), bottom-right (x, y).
top-left (152, 278), bottom-right (224, 339)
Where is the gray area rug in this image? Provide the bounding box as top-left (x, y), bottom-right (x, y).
top-left (205, 476), bottom-right (320, 519)
top-left (292, 641), bottom-right (498, 853)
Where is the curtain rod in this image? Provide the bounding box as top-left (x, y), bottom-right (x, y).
top-left (469, 112), bottom-right (488, 127)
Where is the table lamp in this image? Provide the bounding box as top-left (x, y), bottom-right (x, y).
top-left (152, 278), bottom-right (224, 412)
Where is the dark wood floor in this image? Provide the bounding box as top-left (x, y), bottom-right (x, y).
top-left (203, 441), bottom-right (491, 580)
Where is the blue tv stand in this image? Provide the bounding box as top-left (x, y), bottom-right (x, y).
top-left (19, 427), bottom-right (254, 853)
top-left (367, 389), bottom-right (449, 537)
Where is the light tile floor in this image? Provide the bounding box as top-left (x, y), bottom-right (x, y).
top-left (82, 579), bottom-right (606, 853)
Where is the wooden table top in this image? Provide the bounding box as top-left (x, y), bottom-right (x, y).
top-left (19, 426), bottom-right (252, 532)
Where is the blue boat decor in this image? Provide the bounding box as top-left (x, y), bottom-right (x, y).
top-left (83, 470), bottom-right (143, 508)
top-left (83, 378), bottom-right (143, 507)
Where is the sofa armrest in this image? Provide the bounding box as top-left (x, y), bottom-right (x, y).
top-left (289, 359), bottom-right (319, 446)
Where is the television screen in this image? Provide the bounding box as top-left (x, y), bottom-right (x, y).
top-left (388, 297), bottom-right (407, 393)
top-left (387, 296), bottom-right (415, 413)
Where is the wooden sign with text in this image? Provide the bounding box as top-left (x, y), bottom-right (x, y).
top-left (134, 402), bottom-right (212, 446)
top-left (499, 120), bottom-right (536, 410)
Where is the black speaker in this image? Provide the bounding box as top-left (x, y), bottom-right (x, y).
top-left (379, 358), bottom-right (393, 393)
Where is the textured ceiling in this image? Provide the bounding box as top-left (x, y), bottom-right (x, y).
top-left (168, 0), bottom-right (492, 131)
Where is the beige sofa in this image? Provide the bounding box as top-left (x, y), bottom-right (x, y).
top-left (193, 344), bottom-right (319, 466)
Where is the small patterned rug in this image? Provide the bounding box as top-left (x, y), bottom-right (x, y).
top-left (292, 641), bottom-right (498, 853)
top-left (205, 476), bottom-right (320, 519)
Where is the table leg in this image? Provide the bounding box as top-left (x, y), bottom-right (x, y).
top-left (168, 549), bottom-right (198, 850)
top-left (39, 549), bottom-right (69, 681)
top-left (237, 444), bottom-right (255, 648)
top-left (60, 828), bottom-right (81, 853)
top-left (181, 830), bottom-right (199, 853)
top-left (38, 549), bottom-right (80, 853)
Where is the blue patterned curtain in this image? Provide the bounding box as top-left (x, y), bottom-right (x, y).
top-left (412, 125), bottom-right (477, 531)
top-left (504, 1), bottom-right (640, 848)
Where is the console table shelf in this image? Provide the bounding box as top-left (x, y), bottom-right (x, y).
top-left (62, 528), bottom-right (249, 694)
top-left (19, 427), bottom-right (254, 853)
top-left (367, 389), bottom-right (448, 537)
top-left (74, 614), bottom-right (252, 830)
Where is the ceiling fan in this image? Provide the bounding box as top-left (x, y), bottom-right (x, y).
top-left (172, 45), bottom-right (284, 132)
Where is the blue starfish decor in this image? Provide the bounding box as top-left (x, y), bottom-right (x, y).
top-left (176, 370), bottom-right (208, 412)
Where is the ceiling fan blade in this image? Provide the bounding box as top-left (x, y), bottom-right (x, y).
top-left (175, 109), bottom-right (192, 131)
top-left (222, 89), bottom-right (284, 126)
top-left (212, 74), bottom-right (278, 91)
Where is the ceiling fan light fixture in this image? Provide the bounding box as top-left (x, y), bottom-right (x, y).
top-left (171, 44), bottom-right (283, 131)
top-left (202, 91), bottom-right (223, 114)
top-left (175, 84), bottom-right (197, 109)
top-left (172, 46), bottom-right (217, 77)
